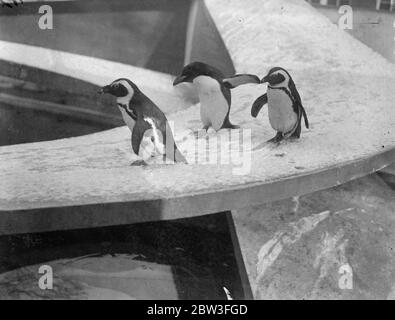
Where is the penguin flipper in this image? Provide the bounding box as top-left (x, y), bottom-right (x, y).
top-left (251, 93), bottom-right (268, 118)
top-left (173, 147), bottom-right (188, 164)
top-left (300, 104), bottom-right (309, 129)
top-left (131, 118), bottom-right (152, 156)
top-left (131, 160), bottom-right (148, 166)
top-left (223, 74), bottom-right (261, 89)
top-left (290, 81), bottom-right (308, 129)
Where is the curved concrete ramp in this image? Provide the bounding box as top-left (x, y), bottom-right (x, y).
top-left (0, 0), bottom-right (394, 233)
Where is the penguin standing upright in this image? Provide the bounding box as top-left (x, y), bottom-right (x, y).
top-left (223, 67), bottom-right (309, 143)
top-left (173, 62), bottom-right (239, 133)
top-left (99, 78), bottom-right (187, 165)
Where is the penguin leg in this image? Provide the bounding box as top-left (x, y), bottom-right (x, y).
top-left (267, 132), bottom-right (284, 143)
top-left (221, 116), bottom-right (240, 130)
top-left (251, 93), bottom-right (268, 118)
top-left (222, 123), bottom-right (240, 130)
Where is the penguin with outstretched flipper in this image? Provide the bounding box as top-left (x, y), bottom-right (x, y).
top-left (223, 67), bottom-right (309, 146)
top-left (173, 62), bottom-right (240, 133)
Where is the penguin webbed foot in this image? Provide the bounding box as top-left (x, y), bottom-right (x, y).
top-left (130, 160), bottom-right (148, 166)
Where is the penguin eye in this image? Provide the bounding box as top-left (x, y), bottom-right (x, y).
top-left (113, 83), bottom-right (119, 89)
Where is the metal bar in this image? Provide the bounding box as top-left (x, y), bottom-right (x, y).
top-left (184, 0), bottom-right (199, 65)
top-left (0, 92), bottom-right (122, 126)
top-left (225, 211), bottom-right (254, 300)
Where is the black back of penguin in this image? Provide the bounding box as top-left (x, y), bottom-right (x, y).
top-left (129, 87), bottom-right (187, 163)
top-left (99, 78), bottom-right (187, 163)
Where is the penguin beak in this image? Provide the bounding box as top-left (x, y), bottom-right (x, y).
top-left (262, 73), bottom-right (285, 85)
top-left (98, 85), bottom-right (111, 94)
top-left (261, 75), bottom-right (269, 83)
top-left (173, 75), bottom-right (188, 86)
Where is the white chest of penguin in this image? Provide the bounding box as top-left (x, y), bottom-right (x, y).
top-left (267, 87), bottom-right (297, 133)
top-left (193, 76), bottom-right (228, 131)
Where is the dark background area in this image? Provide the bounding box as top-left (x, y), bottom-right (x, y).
top-left (0, 212), bottom-right (249, 300)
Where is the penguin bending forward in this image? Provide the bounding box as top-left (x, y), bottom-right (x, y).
top-left (223, 67), bottom-right (309, 143)
top-left (99, 78), bottom-right (187, 165)
top-left (173, 62), bottom-right (239, 132)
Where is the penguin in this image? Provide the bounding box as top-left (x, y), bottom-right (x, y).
top-left (223, 67), bottom-right (309, 143)
top-left (98, 78), bottom-right (187, 165)
top-left (173, 62), bottom-right (239, 133)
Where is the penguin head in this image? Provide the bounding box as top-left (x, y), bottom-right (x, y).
top-left (98, 78), bottom-right (138, 98)
top-left (261, 67), bottom-right (290, 87)
top-left (173, 62), bottom-right (223, 86)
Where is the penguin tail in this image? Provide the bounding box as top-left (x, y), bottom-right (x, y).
top-left (164, 146), bottom-right (188, 164)
top-left (251, 93), bottom-right (268, 118)
top-left (291, 123), bottom-right (301, 139)
top-left (174, 147), bottom-right (188, 164)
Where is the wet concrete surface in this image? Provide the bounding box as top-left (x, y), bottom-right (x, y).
top-left (233, 174), bottom-right (395, 299)
top-left (0, 213), bottom-right (247, 300)
top-left (315, 5), bottom-right (395, 63)
top-left (0, 4), bottom-right (188, 75)
top-left (2, 173), bottom-right (393, 299)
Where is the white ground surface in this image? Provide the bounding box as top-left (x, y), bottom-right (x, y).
top-left (0, 0), bottom-right (394, 211)
top-left (234, 174), bottom-right (395, 299)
